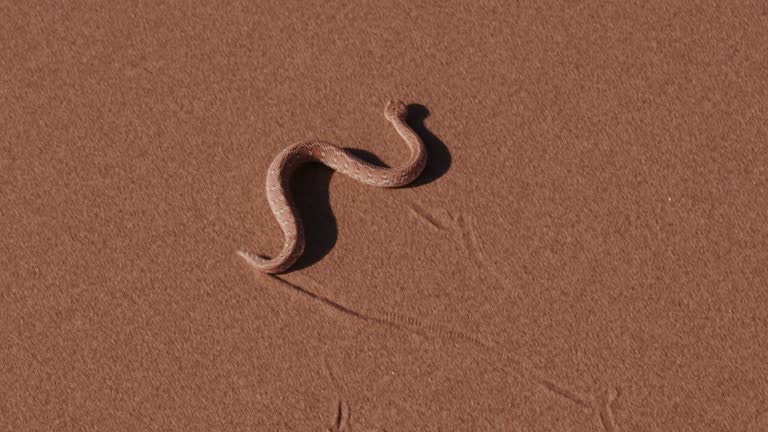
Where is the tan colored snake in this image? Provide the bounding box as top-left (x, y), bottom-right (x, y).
top-left (238, 100), bottom-right (427, 274)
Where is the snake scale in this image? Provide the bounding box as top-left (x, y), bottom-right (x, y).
top-left (238, 100), bottom-right (428, 273)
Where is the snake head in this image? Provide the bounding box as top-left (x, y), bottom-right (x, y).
top-left (384, 99), bottom-right (408, 121)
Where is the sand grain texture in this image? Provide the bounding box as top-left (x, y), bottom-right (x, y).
top-left (2, 1), bottom-right (768, 431)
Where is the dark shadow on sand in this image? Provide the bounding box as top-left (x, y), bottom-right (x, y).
top-left (287, 103), bottom-right (450, 272)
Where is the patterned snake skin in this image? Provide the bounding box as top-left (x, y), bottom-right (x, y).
top-left (238, 100), bottom-right (427, 273)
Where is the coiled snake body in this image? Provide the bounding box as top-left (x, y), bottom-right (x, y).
top-left (238, 100), bottom-right (427, 273)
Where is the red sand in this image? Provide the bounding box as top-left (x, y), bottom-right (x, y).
top-left (2, 2), bottom-right (767, 430)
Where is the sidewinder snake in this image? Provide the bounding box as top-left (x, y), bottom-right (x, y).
top-left (238, 100), bottom-right (428, 273)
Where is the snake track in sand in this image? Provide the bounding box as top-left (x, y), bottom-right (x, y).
top-left (238, 100), bottom-right (428, 274)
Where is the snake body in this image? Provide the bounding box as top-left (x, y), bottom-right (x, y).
top-left (238, 100), bottom-right (427, 274)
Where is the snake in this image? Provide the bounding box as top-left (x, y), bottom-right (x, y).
top-left (237, 100), bottom-right (428, 274)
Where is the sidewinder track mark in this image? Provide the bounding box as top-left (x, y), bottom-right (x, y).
top-left (406, 202), bottom-right (444, 231)
top-left (457, 213), bottom-right (507, 287)
top-left (256, 272), bottom-right (596, 415)
top-left (409, 208), bottom-right (513, 293)
top-left (325, 400), bottom-right (350, 432)
top-left (238, 100), bottom-right (427, 274)
top-left (265, 274), bottom-right (428, 339)
top-left (538, 379), bottom-right (593, 410)
top-left (598, 387), bottom-right (620, 432)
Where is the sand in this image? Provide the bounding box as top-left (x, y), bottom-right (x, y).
top-left (2, 2), bottom-right (767, 430)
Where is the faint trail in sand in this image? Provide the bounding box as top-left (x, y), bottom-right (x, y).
top-left (324, 399), bottom-right (384, 432)
top-left (268, 274), bottom-right (430, 339)
top-left (252, 270), bottom-right (617, 428)
top-left (400, 206), bottom-right (628, 430)
top-left (407, 206), bottom-right (512, 294)
top-left (598, 387), bottom-right (620, 432)
top-left (406, 202), bottom-right (444, 232)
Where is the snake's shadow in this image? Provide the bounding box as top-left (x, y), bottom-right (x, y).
top-left (288, 104), bottom-right (451, 272)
